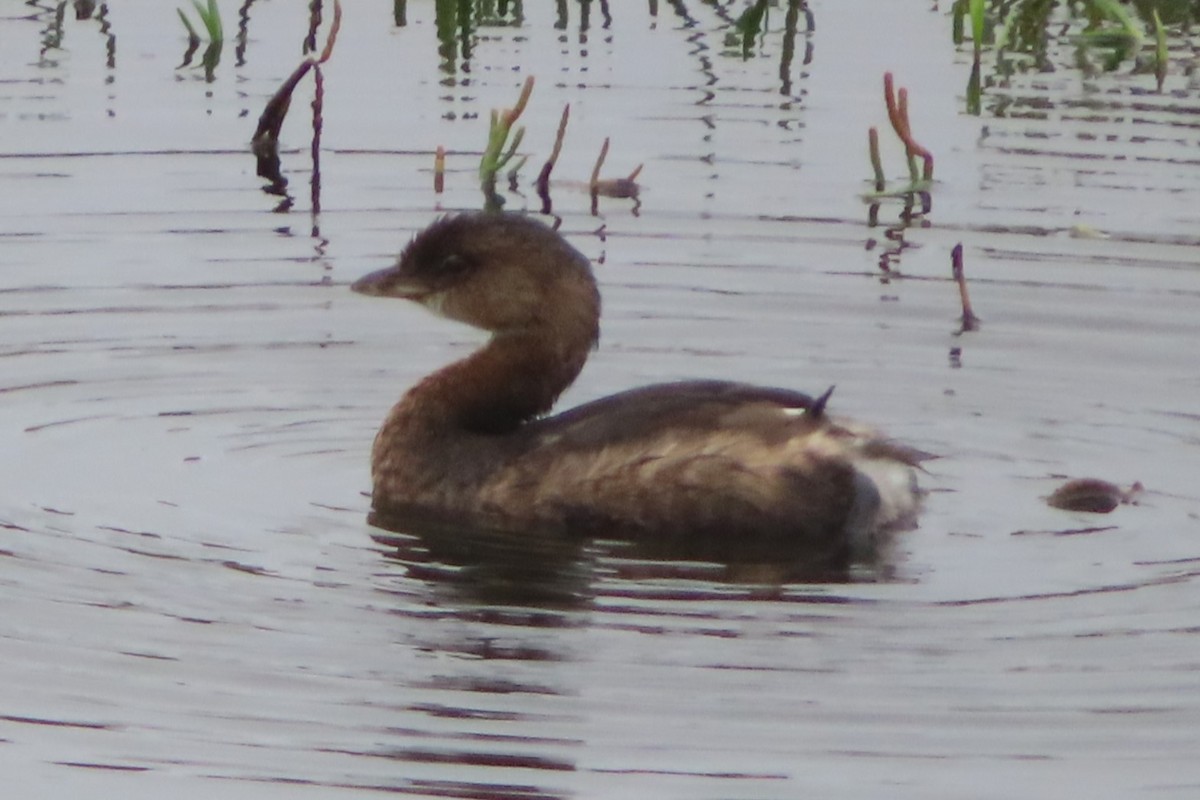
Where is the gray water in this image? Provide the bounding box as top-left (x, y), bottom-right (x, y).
top-left (3, 1), bottom-right (1200, 797)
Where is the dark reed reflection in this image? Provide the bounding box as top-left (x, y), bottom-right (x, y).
top-left (30, 0), bottom-right (115, 69)
top-left (436, 0), bottom-right (525, 78)
top-left (865, 193), bottom-right (932, 281)
top-left (425, 0), bottom-right (811, 99)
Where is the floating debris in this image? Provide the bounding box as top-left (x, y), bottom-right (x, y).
top-left (1046, 478), bottom-right (1143, 514)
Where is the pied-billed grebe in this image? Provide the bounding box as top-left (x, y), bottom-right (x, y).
top-left (352, 212), bottom-right (926, 571)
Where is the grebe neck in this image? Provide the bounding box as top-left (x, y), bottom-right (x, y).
top-left (403, 323), bottom-right (594, 435)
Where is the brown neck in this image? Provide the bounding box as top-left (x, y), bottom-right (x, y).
top-left (402, 325), bottom-right (593, 435)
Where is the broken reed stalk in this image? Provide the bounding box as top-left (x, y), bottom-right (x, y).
top-left (434, 146), bottom-right (445, 194)
top-left (883, 72), bottom-right (933, 181)
top-left (951, 243), bottom-right (981, 332)
top-left (588, 137), bottom-right (609, 214)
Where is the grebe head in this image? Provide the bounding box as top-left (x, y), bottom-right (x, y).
top-left (351, 212), bottom-right (600, 340)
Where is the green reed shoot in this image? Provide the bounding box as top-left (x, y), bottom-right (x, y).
top-left (1152, 8), bottom-right (1167, 92)
top-left (969, 0), bottom-right (985, 53)
top-left (951, 0), bottom-right (987, 50)
top-left (479, 76), bottom-right (534, 188)
top-left (177, 9), bottom-right (199, 43)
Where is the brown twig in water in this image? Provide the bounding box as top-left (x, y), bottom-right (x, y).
top-left (589, 136), bottom-right (609, 192)
top-left (951, 243), bottom-right (980, 332)
top-left (536, 104), bottom-right (570, 212)
top-left (433, 146), bottom-right (445, 194)
top-left (588, 137), bottom-right (609, 215)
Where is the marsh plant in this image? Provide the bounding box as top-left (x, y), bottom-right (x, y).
top-left (454, 77), bottom-right (643, 213)
top-left (954, 0), bottom-right (1194, 97)
top-left (865, 73), bottom-right (933, 199)
top-left (479, 75), bottom-right (533, 196)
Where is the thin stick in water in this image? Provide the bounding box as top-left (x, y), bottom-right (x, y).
top-left (951, 243), bottom-right (980, 332)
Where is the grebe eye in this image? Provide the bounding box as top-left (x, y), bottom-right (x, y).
top-left (439, 253), bottom-right (471, 275)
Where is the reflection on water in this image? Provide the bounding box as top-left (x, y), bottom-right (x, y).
top-left (369, 505), bottom-right (896, 607)
top-left (4, 1), bottom-right (1200, 797)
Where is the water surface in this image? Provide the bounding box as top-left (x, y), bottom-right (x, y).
top-left (3, 1), bottom-right (1200, 797)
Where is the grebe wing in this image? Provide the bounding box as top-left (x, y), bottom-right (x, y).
top-left (522, 379), bottom-right (930, 469)
top-left (529, 379), bottom-right (826, 441)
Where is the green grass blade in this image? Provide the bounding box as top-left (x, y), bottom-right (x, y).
top-left (969, 0), bottom-right (985, 51)
top-left (177, 8), bottom-right (199, 40)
